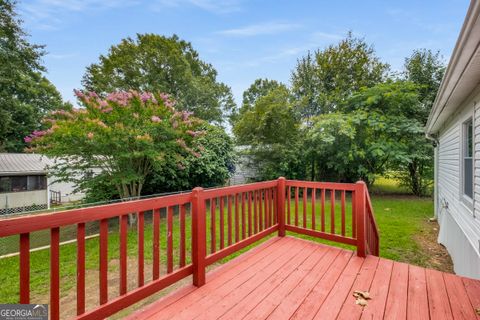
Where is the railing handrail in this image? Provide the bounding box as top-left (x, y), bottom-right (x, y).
top-left (364, 185), bottom-right (379, 237)
top-left (0, 192), bottom-right (192, 237)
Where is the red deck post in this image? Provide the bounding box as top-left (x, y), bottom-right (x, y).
top-left (191, 187), bottom-right (206, 286)
top-left (355, 181), bottom-right (366, 257)
top-left (277, 177), bottom-right (286, 236)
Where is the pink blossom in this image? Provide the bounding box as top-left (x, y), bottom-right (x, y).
top-left (192, 152), bottom-right (201, 158)
top-left (99, 100), bottom-right (108, 108)
top-left (151, 115), bottom-right (161, 123)
top-left (87, 132), bottom-right (94, 140)
top-left (32, 130), bottom-right (47, 138)
top-left (182, 111), bottom-right (193, 121)
top-left (101, 107), bottom-right (113, 113)
top-left (73, 89), bottom-right (85, 99)
top-left (140, 92), bottom-right (153, 103)
top-left (159, 93), bottom-right (170, 102)
top-left (24, 136), bottom-right (32, 143)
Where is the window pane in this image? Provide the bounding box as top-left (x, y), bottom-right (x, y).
top-left (11, 176), bottom-right (27, 192)
top-left (0, 177), bottom-right (11, 193)
top-left (465, 158), bottom-right (473, 199)
top-left (27, 175), bottom-right (47, 191)
top-left (467, 120), bottom-right (473, 157)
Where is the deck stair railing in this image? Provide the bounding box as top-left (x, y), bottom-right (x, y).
top-left (0, 178), bottom-right (378, 320)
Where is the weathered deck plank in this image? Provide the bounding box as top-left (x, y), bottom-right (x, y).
top-left (126, 236), bottom-right (480, 320)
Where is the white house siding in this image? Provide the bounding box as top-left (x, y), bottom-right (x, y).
top-left (0, 190), bottom-right (48, 214)
top-left (436, 90), bottom-right (480, 279)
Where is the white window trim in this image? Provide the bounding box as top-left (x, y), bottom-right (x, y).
top-left (461, 116), bottom-right (474, 211)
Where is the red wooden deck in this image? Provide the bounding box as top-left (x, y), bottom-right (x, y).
top-left (128, 236), bottom-right (480, 320)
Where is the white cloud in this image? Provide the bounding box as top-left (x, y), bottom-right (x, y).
top-left (238, 30), bottom-right (344, 67)
top-left (217, 22), bottom-right (301, 37)
top-left (152, 0), bottom-right (242, 14)
top-left (46, 53), bottom-right (78, 60)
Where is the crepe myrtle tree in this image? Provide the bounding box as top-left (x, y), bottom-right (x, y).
top-left (26, 89), bottom-right (205, 208)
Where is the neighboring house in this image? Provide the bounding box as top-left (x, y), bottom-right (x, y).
top-left (0, 153), bottom-right (85, 215)
top-left (426, 0), bottom-right (480, 279)
top-left (229, 146), bottom-right (257, 185)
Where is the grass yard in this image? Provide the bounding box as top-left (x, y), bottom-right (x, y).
top-left (0, 178), bottom-right (451, 317)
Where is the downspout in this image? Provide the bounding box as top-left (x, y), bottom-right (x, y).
top-left (426, 133), bottom-right (439, 221)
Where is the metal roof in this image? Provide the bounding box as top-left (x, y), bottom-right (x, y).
top-left (0, 153), bottom-right (51, 175)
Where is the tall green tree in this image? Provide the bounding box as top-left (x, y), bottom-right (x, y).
top-left (307, 81), bottom-right (424, 186)
top-left (394, 49), bottom-right (445, 196)
top-left (0, 0), bottom-right (64, 152)
top-left (291, 32), bottom-right (389, 120)
top-left (82, 34), bottom-right (235, 124)
top-left (240, 79), bottom-right (286, 114)
top-left (404, 49), bottom-right (445, 116)
top-left (234, 86), bottom-right (305, 180)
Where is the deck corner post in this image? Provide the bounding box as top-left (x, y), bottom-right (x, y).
top-left (277, 177), bottom-right (286, 237)
top-left (191, 187), bottom-right (206, 286)
top-left (355, 181), bottom-right (367, 257)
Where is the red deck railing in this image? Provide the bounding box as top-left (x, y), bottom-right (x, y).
top-left (0, 178), bottom-right (378, 319)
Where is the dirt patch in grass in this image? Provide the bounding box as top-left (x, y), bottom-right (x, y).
top-left (31, 257), bottom-right (193, 319)
top-left (413, 219), bottom-right (454, 273)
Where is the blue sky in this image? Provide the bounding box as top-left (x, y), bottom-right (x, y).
top-left (18, 0), bottom-right (469, 106)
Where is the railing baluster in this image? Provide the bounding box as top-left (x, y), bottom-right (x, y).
top-left (120, 215), bottom-right (128, 294)
top-left (180, 204), bottom-right (186, 267)
top-left (321, 189), bottom-right (325, 232)
top-left (138, 211), bottom-right (145, 287)
top-left (294, 187), bottom-right (299, 226)
top-left (312, 188), bottom-right (316, 230)
top-left (287, 186), bottom-right (291, 225)
top-left (259, 190), bottom-right (263, 231)
top-left (99, 218), bottom-right (108, 305)
top-left (152, 209), bottom-right (160, 280)
top-left (51, 227), bottom-right (60, 320)
top-left (19, 233), bottom-right (30, 304)
top-left (265, 189), bottom-right (270, 227)
top-left (210, 198), bottom-right (216, 253)
top-left (241, 192), bottom-right (246, 239)
top-left (227, 195), bottom-right (232, 246)
top-left (167, 206), bottom-right (174, 273)
top-left (219, 197), bottom-right (224, 250)
top-left (76, 223), bottom-right (85, 315)
top-left (235, 194), bottom-right (240, 243)
top-left (331, 190), bottom-right (335, 234)
top-left (341, 190), bottom-right (346, 236)
top-left (253, 190), bottom-right (258, 234)
top-left (272, 188), bottom-right (277, 224)
top-left (248, 192), bottom-right (252, 236)
top-left (303, 187), bottom-right (307, 228)
top-left (352, 191), bottom-right (356, 238)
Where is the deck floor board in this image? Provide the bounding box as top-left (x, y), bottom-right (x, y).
top-left (127, 236), bottom-right (480, 320)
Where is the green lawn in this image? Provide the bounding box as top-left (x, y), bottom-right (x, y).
top-left (0, 181), bottom-right (435, 308)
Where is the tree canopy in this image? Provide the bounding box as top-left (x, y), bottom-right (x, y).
top-left (27, 90), bottom-right (204, 200)
top-left (291, 32), bottom-right (389, 120)
top-left (82, 34), bottom-right (235, 124)
top-left (0, 0), bottom-right (65, 152)
top-left (235, 34), bottom-right (444, 195)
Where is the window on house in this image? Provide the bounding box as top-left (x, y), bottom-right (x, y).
top-left (464, 118), bottom-right (473, 199)
top-left (0, 175), bottom-right (47, 193)
top-left (27, 175), bottom-right (47, 191)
